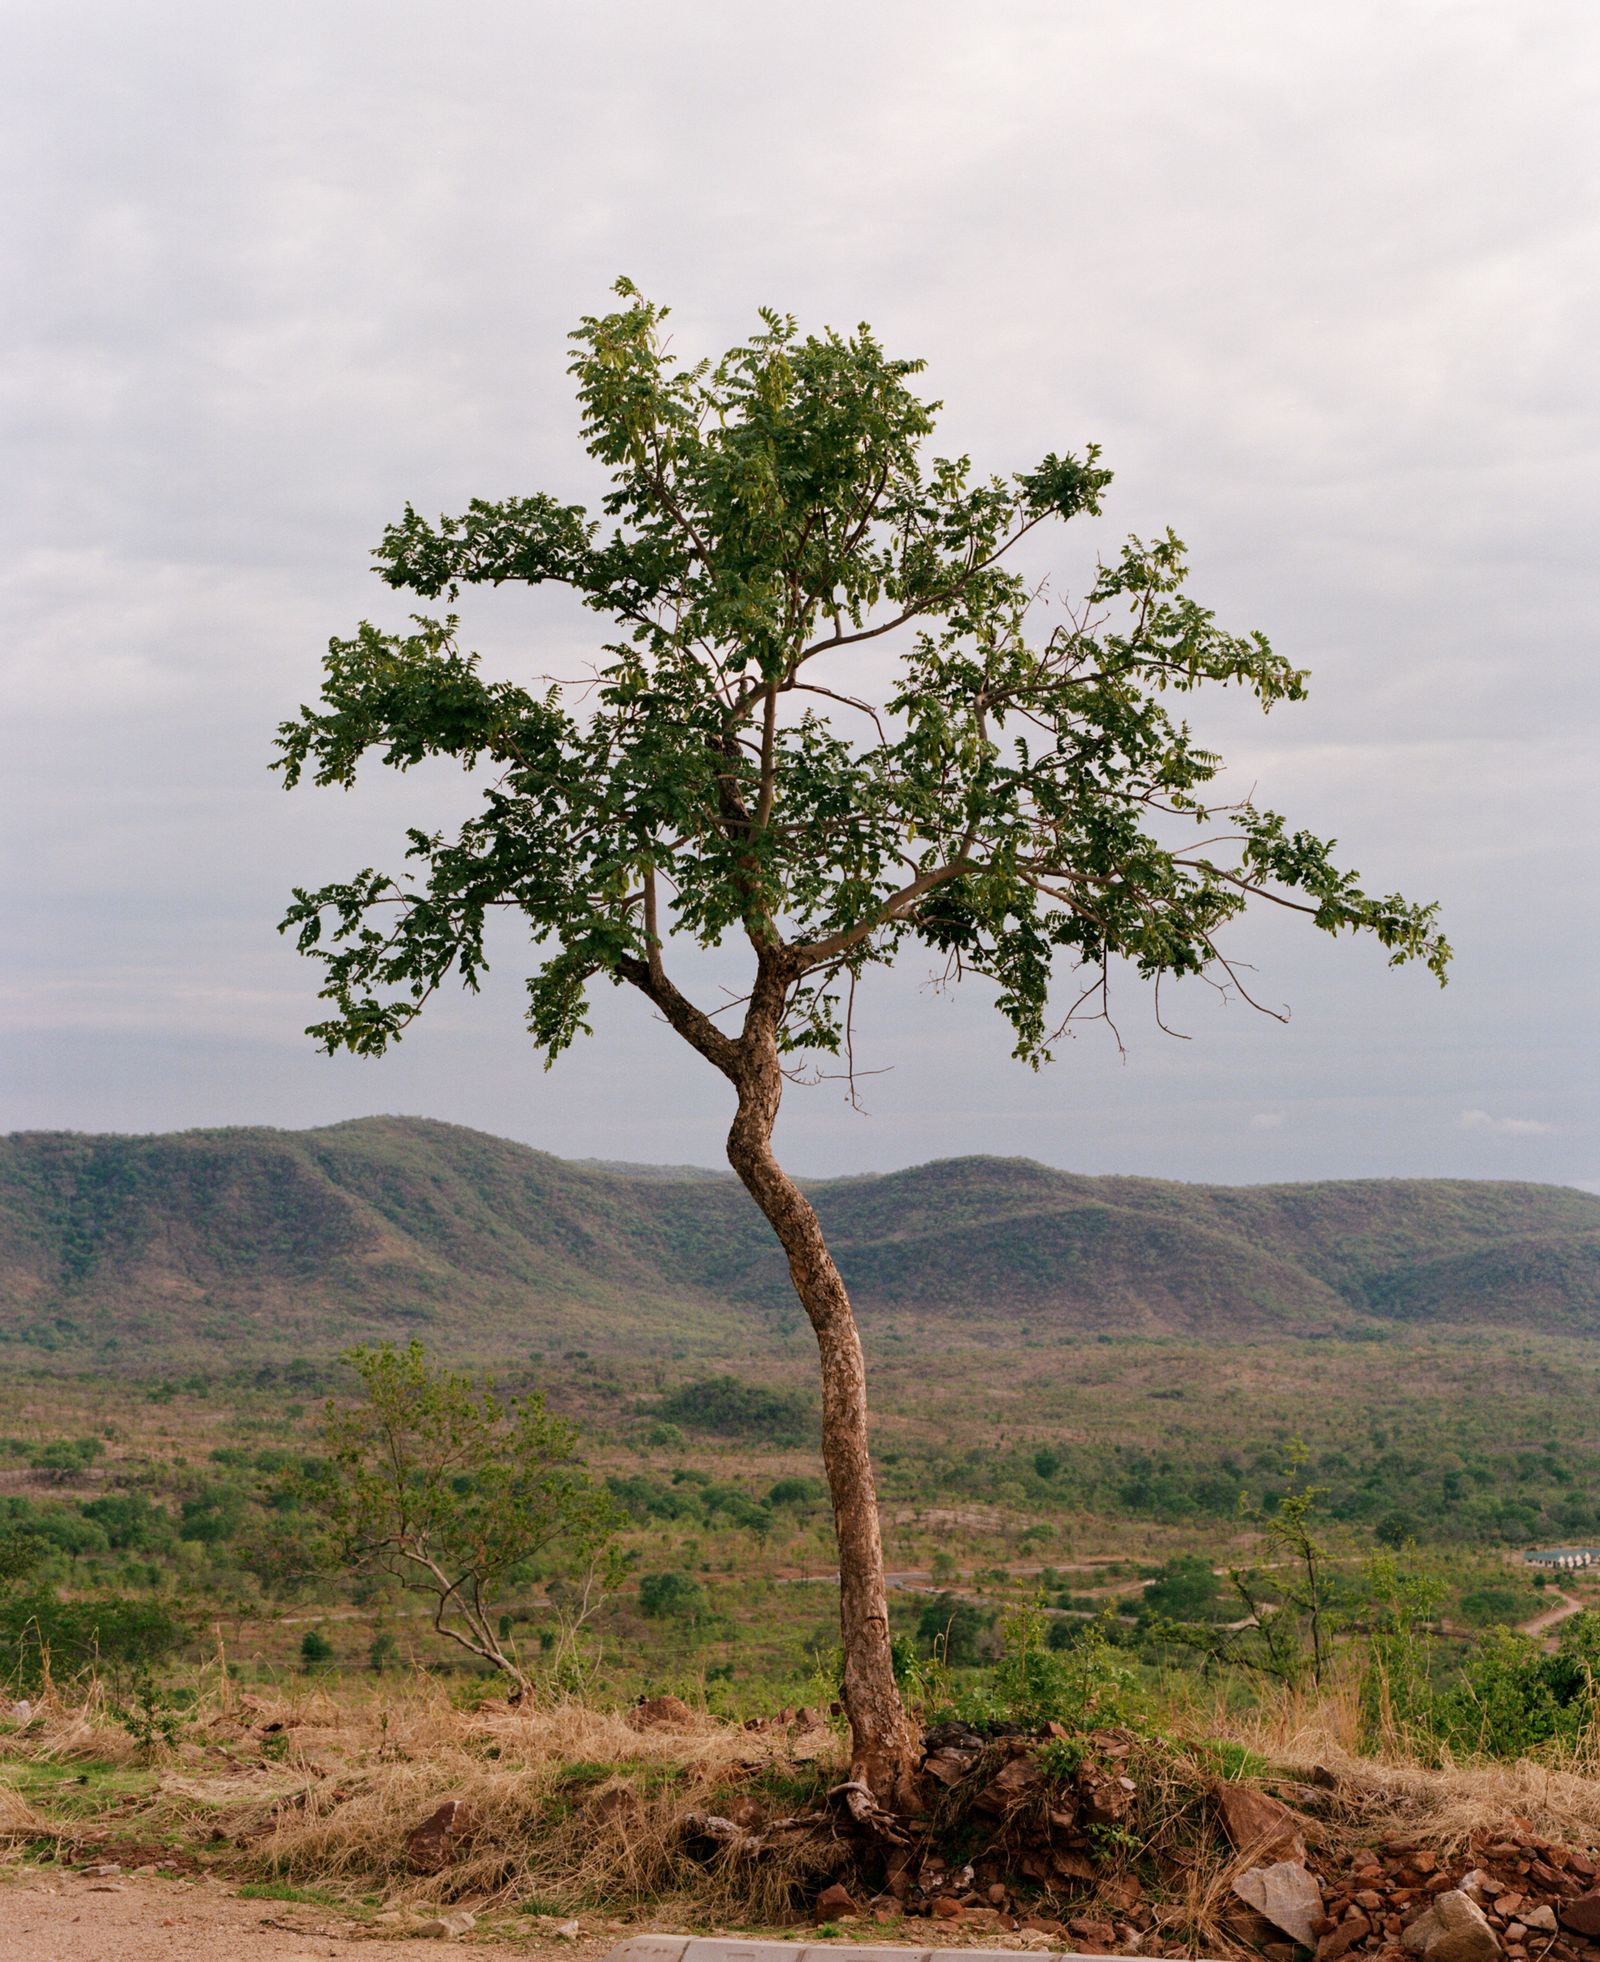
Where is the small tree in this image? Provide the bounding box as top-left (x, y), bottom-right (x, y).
top-left (1161, 1450), bottom-right (1338, 1686)
top-left (317, 1342), bottom-right (618, 1697)
top-left (277, 285), bottom-right (1447, 1801)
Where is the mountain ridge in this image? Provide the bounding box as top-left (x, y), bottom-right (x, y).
top-left (1, 1116), bottom-right (1596, 1363)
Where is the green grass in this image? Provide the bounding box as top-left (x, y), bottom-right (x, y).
top-left (237, 1879), bottom-right (355, 1910)
top-left (8, 1760), bottom-right (157, 1819)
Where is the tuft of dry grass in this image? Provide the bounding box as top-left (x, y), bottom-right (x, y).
top-left (0, 1778), bottom-right (46, 1844)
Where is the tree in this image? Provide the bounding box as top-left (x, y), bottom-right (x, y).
top-left (315, 1342), bottom-right (618, 1697)
top-left (277, 283), bottom-right (1448, 1802)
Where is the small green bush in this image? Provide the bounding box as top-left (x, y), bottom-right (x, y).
top-left (300, 1628), bottom-right (335, 1671)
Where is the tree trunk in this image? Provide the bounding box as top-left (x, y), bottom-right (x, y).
top-left (725, 1002), bottom-right (922, 1811)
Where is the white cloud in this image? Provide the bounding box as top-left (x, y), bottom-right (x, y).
top-left (1250, 1112), bottom-right (1286, 1131)
top-left (1459, 1109), bottom-right (1556, 1138)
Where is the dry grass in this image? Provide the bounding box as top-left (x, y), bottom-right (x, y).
top-left (0, 1779), bottom-right (46, 1843)
top-left (152, 1683), bottom-right (851, 1918)
top-left (1201, 1668), bottom-right (1600, 1858)
top-left (17, 1668), bottom-right (1600, 1939)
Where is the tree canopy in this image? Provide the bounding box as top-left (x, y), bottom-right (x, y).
top-left (276, 279), bottom-right (1447, 1082)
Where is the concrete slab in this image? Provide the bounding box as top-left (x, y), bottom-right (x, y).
top-left (602, 1941), bottom-right (1137, 1962)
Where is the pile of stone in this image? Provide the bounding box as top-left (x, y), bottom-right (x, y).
top-left (818, 1723), bottom-right (1173, 1950)
top-left (1301, 1831), bottom-right (1600, 1962)
top-left (805, 1724), bottom-right (1600, 1961)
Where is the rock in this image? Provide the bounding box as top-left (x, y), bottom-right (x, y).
top-left (1214, 1781), bottom-right (1309, 1863)
top-left (415, 1912), bottom-right (477, 1939)
top-left (977, 1755), bottom-right (1046, 1810)
top-left (1079, 1766), bottom-right (1138, 1827)
top-left (1524, 1907), bottom-right (1558, 1935)
top-left (923, 1746), bottom-right (981, 1786)
top-left (404, 1798), bottom-right (476, 1875)
top-left (1403, 1889), bottom-right (1501, 1962)
top-left (930, 1896), bottom-right (964, 1920)
top-left (1235, 1860), bottom-right (1326, 1949)
top-left (628, 1694), bottom-right (694, 1729)
top-left (816, 1883), bottom-right (858, 1920)
top-left (1068, 1916), bottom-right (1117, 1948)
top-left (1559, 1893), bottom-right (1600, 1937)
top-left (1102, 1873), bottom-right (1145, 1910)
top-left (79, 1863), bottom-right (122, 1877)
top-left (988, 1883), bottom-right (1010, 1905)
top-left (1319, 1912), bottom-right (1372, 1961)
top-left (553, 1920), bottom-right (581, 1940)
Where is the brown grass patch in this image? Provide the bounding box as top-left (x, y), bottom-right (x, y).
top-left (172, 1686), bottom-right (851, 1918)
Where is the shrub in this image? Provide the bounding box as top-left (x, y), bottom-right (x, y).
top-left (1139, 1554), bottom-right (1225, 1623)
top-left (300, 1628), bottom-right (335, 1671)
top-left (638, 1570), bottom-right (706, 1619)
top-left (81, 1492), bottom-right (177, 1553)
top-left (767, 1476), bottom-right (826, 1508)
top-left (1458, 1585), bottom-right (1531, 1628)
top-left (915, 1592), bottom-right (993, 1666)
top-left (654, 1376), bottom-right (814, 1446)
top-left (30, 1438), bottom-right (104, 1483)
top-left (179, 1484), bottom-right (249, 1545)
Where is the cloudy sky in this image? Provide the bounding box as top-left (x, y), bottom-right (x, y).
top-left (4, 0), bottom-right (1596, 1187)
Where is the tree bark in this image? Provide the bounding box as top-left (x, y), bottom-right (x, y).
top-left (724, 973), bottom-right (922, 1810)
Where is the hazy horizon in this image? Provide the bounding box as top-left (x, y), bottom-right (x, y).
top-left (4, 1110), bottom-right (1598, 1198)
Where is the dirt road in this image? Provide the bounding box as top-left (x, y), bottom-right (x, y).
top-left (1520, 1587), bottom-right (1584, 1645)
top-left (0, 1869), bottom-right (617, 1962)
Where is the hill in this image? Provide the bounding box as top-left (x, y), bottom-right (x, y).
top-left (0, 1117), bottom-right (1595, 1363)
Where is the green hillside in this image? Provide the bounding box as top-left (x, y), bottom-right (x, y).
top-left (0, 1117), bottom-right (1595, 1364)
